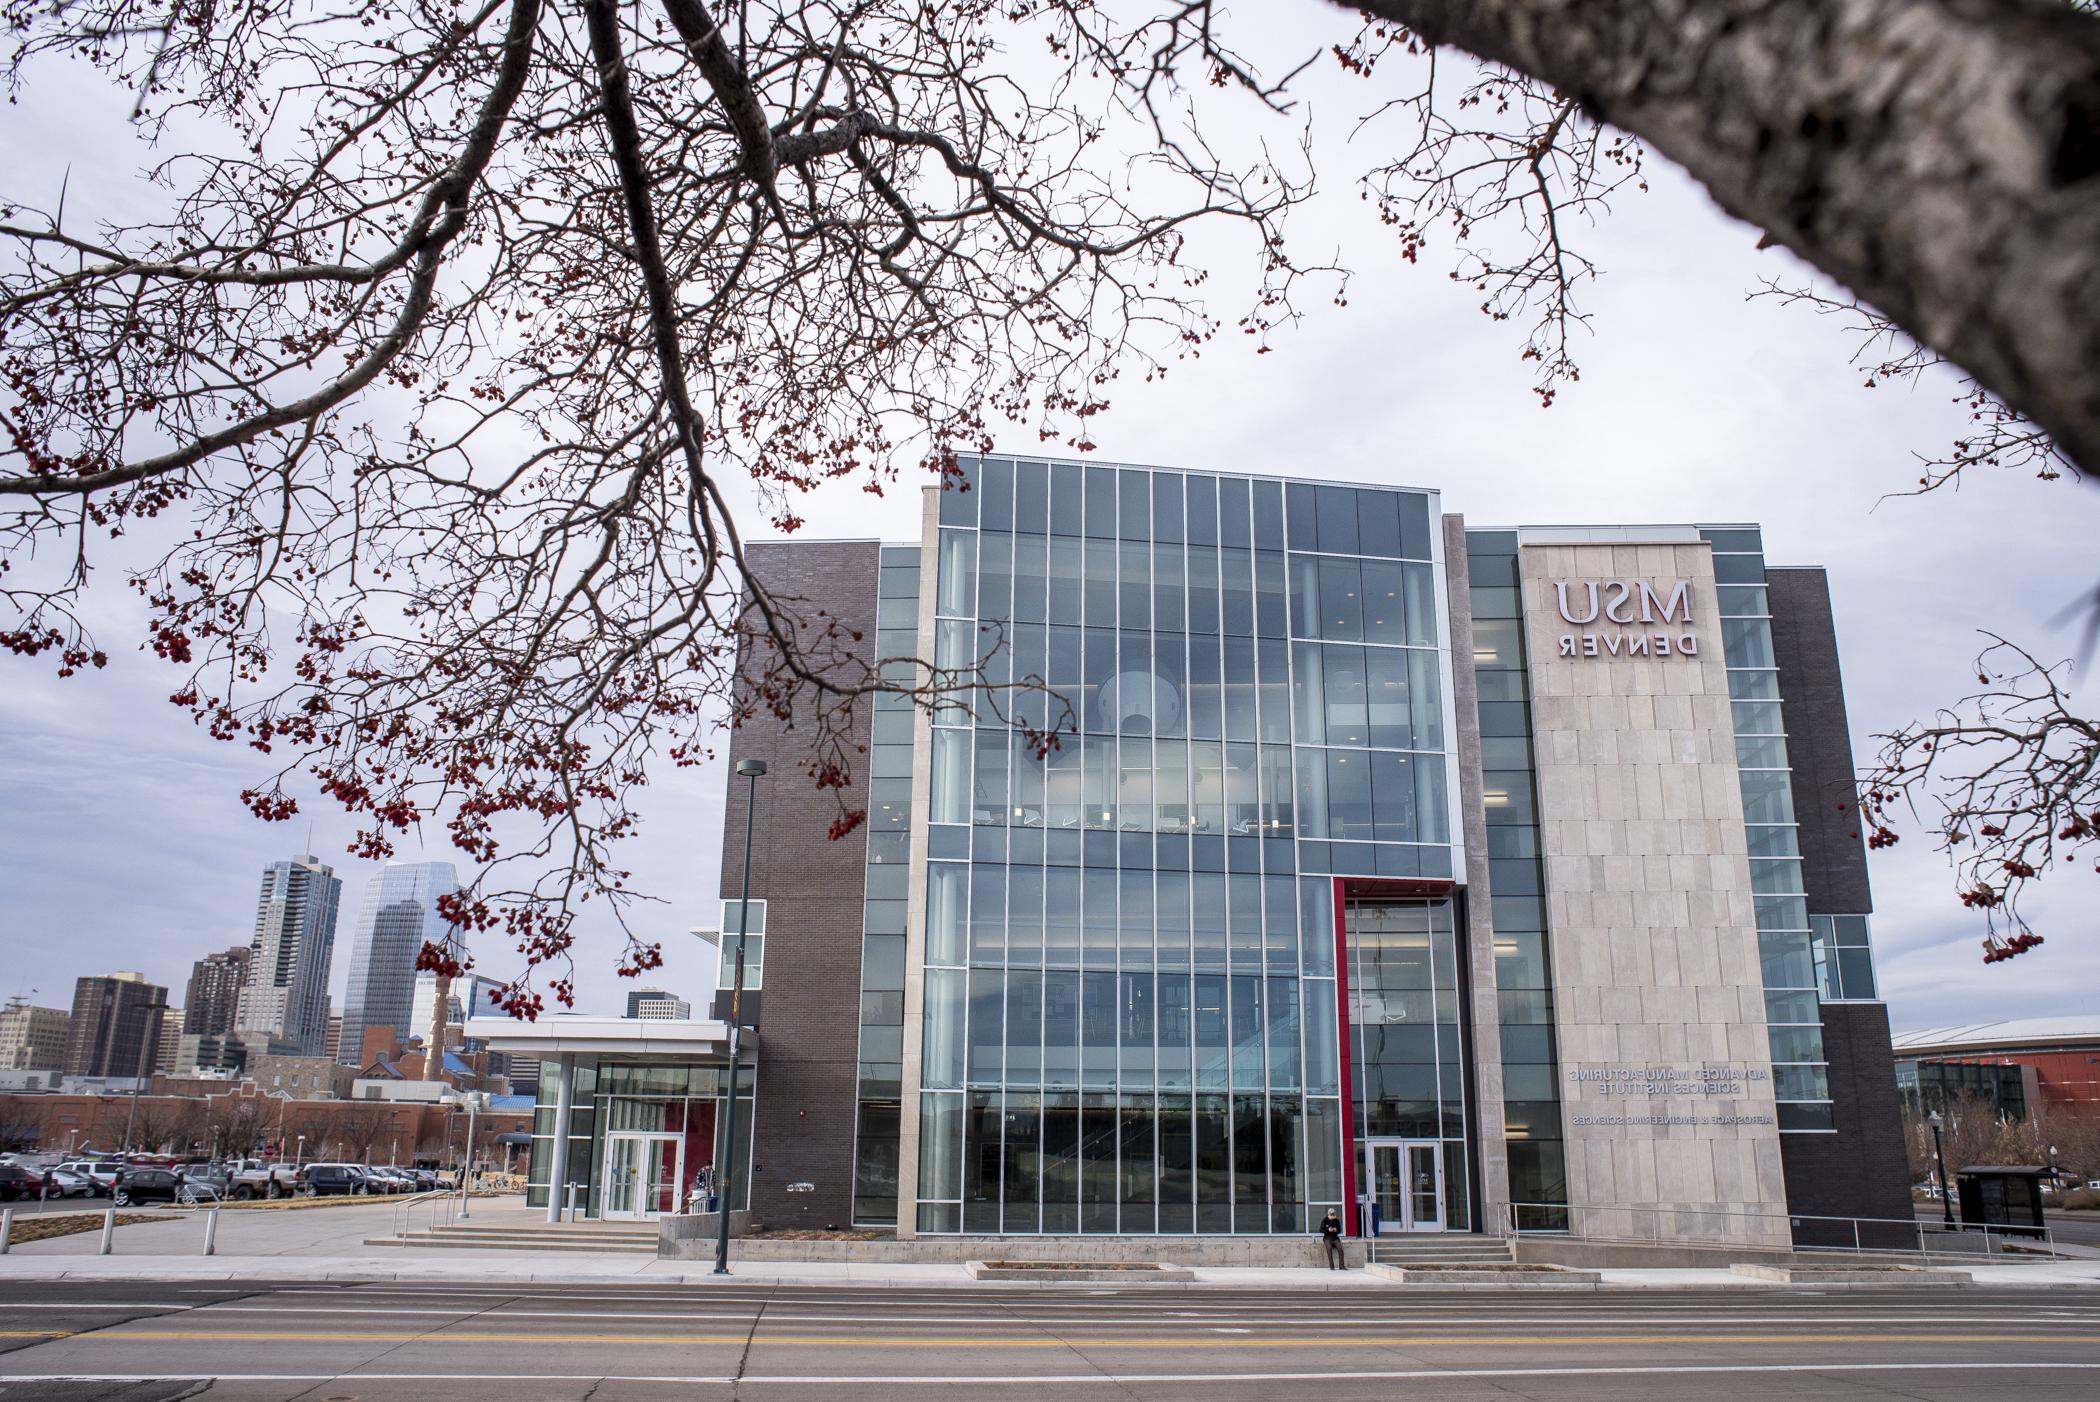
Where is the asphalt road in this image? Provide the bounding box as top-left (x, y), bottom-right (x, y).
top-left (0, 1279), bottom-right (2093, 1401)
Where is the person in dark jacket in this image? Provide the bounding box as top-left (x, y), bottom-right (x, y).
top-left (1319, 1207), bottom-right (1346, 1270)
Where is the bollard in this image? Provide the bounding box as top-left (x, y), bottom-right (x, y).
top-left (565, 1183), bottom-right (578, 1222)
top-left (0, 1205), bottom-right (12, 1255)
top-left (203, 1207), bottom-right (219, 1257)
top-left (100, 1207), bottom-right (116, 1256)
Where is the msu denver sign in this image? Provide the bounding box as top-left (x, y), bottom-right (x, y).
top-left (1552, 580), bottom-right (1700, 659)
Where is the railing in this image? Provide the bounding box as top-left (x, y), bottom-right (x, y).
top-left (1505, 1201), bottom-right (2055, 1259)
top-left (392, 1188), bottom-right (459, 1239)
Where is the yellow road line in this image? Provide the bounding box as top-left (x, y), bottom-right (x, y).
top-left (37, 1330), bottom-right (2100, 1349)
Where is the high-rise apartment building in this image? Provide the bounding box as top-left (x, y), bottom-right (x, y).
top-left (337, 861), bottom-right (458, 1065)
top-left (183, 946), bottom-right (251, 1039)
top-left (0, 998), bottom-right (68, 1071)
top-left (152, 1008), bottom-right (187, 1075)
top-left (61, 972), bottom-right (168, 1078)
top-left (236, 854), bottom-right (342, 1057)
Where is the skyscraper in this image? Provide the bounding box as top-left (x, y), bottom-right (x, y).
top-left (183, 946), bottom-right (250, 1039)
top-left (337, 861), bottom-right (458, 1066)
top-left (61, 972), bottom-right (168, 1078)
top-left (236, 854), bottom-right (343, 1057)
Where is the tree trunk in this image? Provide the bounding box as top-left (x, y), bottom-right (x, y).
top-left (1349, 0), bottom-right (2100, 474)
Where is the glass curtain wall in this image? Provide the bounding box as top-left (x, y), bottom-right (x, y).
top-left (847, 546), bottom-right (920, 1224)
top-left (1702, 528), bottom-right (1833, 1132)
top-left (1345, 897), bottom-right (1474, 1229)
top-left (526, 1059), bottom-right (755, 1216)
top-left (1463, 531), bottom-right (1568, 1228)
top-left (915, 458), bottom-right (1450, 1233)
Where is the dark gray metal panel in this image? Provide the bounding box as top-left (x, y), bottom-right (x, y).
top-left (1766, 567), bottom-right (1873, 914)
top-left (720, 540), bottom-right (883, 1231)
top-left (1779, 1002), bottom-right (1915, 1229)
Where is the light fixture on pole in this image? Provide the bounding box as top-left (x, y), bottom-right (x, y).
top-left (716, 758), bottom-right (766, 1277)
top-left (1927, 1109), bottom-right (1955, 1227)
top-left (457, 1091), bottom-right (486, 1220)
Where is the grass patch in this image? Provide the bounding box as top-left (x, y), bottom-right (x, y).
top-left (4, 1212), bottom-right (174, 1245)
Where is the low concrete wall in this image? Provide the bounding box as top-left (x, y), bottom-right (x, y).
top-left (658, 1211), bottom-right (756, 1258)
top-left (663, 1233), bottom-right (1367, 1267)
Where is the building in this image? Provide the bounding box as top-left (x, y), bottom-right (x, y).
top-left (626, 989), bottom-right (693, 1020)
top-left (1893, 1017), bottom-right (2100, 1125)
top-left (324, 1013), bottom-right (342, 1062)
top-left (183, 946), bottom-right (251, 1039)
top-left (338, 862), bottom-right (459, 1066)
top-left (0, 999), bottom-right (68, 1071)
top-left (61, 972), bottom-right (168, 1079)
top-left (248, 1053), bottom-right (355, 1100)
top-left (175, 1031), bottom-right (249, 1075)
top-left (498, 459), bottom-right (1910, 1245)
top-left (236, 855), bottom-right (343, 1056)
top-left (152, 1009), bottom-right (187, 1075)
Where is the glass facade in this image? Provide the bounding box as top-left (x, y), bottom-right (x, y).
top-left (1704, 529), bottom-right (1833, 1132)
top-left (910, 458), bottom-right (1458, 1233)
top-left (847, 547), bottom-right (919, 1225)
top-left (524, 1058), bottom-right (755, 1217)
top-left (1463, 530), bottom-right (1567, 1229)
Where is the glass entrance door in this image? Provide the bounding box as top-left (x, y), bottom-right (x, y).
top-left (1366, 1139), bottom-right (1445, 1233)
top-left (603, 1132), bottom-right (684, 1220)
top-left (1403, 1141), bottom-right (1445, 1232)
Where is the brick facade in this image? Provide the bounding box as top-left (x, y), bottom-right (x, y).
top-left (719, 541), bottom-right (882, 1230)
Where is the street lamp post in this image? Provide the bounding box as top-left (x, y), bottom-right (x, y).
top-left (459, 1092), bottom-right (484, 1220)
top-left (121, 998), bottom-right (170, 1154)
top-left (716, 757), bottom-right (766, 1277)
top-left (1928, 1110), bottom-right (1955, 1227)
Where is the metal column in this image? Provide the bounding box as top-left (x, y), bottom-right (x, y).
top-left (545, 1052), bottom-right (576, 1224)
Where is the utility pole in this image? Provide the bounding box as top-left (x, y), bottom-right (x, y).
top-left (715, 758), bottom-right (766, 1276)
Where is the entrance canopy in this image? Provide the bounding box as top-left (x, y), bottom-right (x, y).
top-left (464, 1014), bottom-right (741, 1060)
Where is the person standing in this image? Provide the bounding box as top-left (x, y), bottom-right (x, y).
top-left (1319, 1207), bottom-right (1346, 1270)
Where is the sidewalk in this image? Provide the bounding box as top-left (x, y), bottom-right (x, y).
top-left (7, 1200), bottom-right (2099, 1289)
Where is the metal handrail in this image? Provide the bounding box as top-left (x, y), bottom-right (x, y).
top-left (1504, 1200), bottom-right (2055, 1258)
top-left (391, 1188), bottom-right (457, 1239)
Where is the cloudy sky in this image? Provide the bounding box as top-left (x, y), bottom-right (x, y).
top-left (0, 3), bottom-right (2091, 1037)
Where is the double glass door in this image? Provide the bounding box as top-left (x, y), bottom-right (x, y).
top-left (1368, 1139), bottom-right (1446, 1233)
top-left (603, 1132), bottom-right (683, 1219)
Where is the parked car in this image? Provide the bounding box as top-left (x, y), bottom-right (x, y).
top-left (0, 1164), bottom-right (41, 1201)
top-left (56, 1159), bottom-right (121, 1194)
top-left (180, 1163), bottom-right (233, 1199)
top-left (227, 1159), bottom-right (302, 1200)
top-left (368, 1167), bottom-right (418, 1194)
top-left (300, 1163), bottom-right (372, 1197)
top-left (46, 1168), bottom-right (98, 1198)
top-left (108, 1168), bottom-right (201, 1207)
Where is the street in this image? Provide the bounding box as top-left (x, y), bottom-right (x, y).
top-left (0, 1278), bottom-right (2093, 1401)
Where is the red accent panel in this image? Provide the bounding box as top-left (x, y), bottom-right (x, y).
top-left (1332, 877), bottom-right (1357, 1237)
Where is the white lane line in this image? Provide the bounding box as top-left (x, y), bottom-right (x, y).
top-left (248, 1287), bottom-right (2085, 1313)
top-left (4, 1362), bottom-right (2099, 1386)
top-left (12, 1303), bottom-right (2092, 1328)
